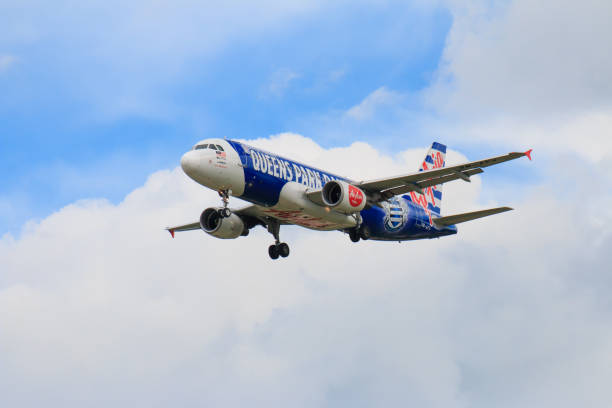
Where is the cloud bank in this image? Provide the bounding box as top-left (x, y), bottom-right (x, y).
top-left (427, 0), bottom-right (612, 160)
top-left (2, 134), bottom-right (611, 407)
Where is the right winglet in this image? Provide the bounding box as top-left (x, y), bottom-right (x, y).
top-left (524, 149), bottom-right (533, 161)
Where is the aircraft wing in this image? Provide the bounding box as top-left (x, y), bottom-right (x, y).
top-left (357, 149), bottom-right (532, 200)
top-left (433, 206), bottom-right (513, 227)
top-left (166, 205), bottom-right (282, 237)
top-left (166, 221), bottom-right (200, 237)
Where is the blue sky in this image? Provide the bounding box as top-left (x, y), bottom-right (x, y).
top-left (1, 2), bottom-right (453, 235)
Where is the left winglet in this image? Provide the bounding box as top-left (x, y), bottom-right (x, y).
top-left (168, 229), bottom-right (175, 238)
top-left (524, 149), bottom-right (533, 161)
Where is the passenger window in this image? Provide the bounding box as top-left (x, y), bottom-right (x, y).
top-left (216, 145), bottom-right (224, 151)
top-left (195, 144), bottom-right (208, 150)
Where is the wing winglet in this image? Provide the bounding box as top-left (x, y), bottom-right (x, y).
top-left (524, 149), bottom-right (533, 161)
top-left (168, 229), bottom-right (175, 238)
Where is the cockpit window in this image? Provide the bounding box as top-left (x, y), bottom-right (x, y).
top-left (194, 143), bottom-right (224, 151)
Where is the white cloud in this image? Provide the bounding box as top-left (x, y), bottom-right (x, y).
top-left (332, 0), bottom-right (612, 165)
top-left (261, 68), bottom-right (300, 98)
top-left (346, 87), bottom-right (405, 120)
top-left (0, 0), bottom-right (327, 118)
top-left (420, 0), bottom-right (612, 161)
top-left (0, 54), bottom-right (17, 72)
top-left (430, 0), bottom-right (612, 117)
top-left (327, 68), bottom-right (346, 83)
top-left (429, 109), bottom-right (612, 165)
top-left (1, 135), bottom-right (611, 406)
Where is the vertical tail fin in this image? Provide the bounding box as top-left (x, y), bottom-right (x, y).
top-left (412, 142), bottom-right (446, 215)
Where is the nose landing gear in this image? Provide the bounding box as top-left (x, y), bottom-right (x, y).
top-left (267, 218), bottom-right (290, 260)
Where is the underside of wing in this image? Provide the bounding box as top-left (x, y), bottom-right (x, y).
top-left (433, 206), bottom-right (513, 227)
top-left (357, 150), bottom-right (531, 199)
top-left (234, 205), bottom-right (291, 227)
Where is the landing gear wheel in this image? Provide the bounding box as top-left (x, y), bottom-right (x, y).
top-left (349, 229), bottom-right (360, 243)
top-left (266, 219), bottom-right (290, 259)
top-left (268, 245), bottom-right (280, 260)
top-left (359, 226), bottom-right (371, 241)
top-left (268, 245), bottom-right (280, 259)
top-left (220, 208), bottom-right (231, 218)
top-left (278, 242), bottom-right (290, 258)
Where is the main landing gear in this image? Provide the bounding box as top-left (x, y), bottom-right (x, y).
top-left (217, 189), bottom-right (232, 218)
top-left (269, 242), bottom-right (290, 259)
top-left (348, 225), bottom-right (370, 243)
top-left (267, 219), bottom-right (290, 260)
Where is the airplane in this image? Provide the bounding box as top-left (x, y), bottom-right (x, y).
top-left (167, 138), bottom-right (532, 259)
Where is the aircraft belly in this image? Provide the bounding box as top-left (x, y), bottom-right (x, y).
top-left (260, 207), bottom-right (345, 231)
top-left (263, 182), bottom-right (358, 231)
top-left (360, 197), bottom-right (455, 241)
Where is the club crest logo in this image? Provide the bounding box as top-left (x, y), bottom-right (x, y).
top-left (383, 198), bottom-right (406, 231)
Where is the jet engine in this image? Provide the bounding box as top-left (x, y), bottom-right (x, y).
top-left (321, 180), bottom-right (366, 214)
top-left (199, 207), bottom-right (246, 239)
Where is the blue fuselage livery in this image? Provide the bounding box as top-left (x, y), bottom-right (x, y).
top-left (171, 137), bottom-right (527, 258)
top-left (228, 140), bottom-right (344, 209)
top-left (234, 139), bottom-right (456, 240)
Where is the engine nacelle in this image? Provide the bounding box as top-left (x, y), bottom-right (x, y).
top-left (321, 180), bottom-right (366, 214)
top-left (200, 207), bottom-right (246, 239)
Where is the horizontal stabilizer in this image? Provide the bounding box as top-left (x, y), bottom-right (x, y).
top-left (433, 206), bottom-right (513, 227)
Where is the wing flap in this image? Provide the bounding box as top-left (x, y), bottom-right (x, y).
top-left (433, 206), bottom-right (513, 227)
top-left (380, 168), bottom-right (484, 199)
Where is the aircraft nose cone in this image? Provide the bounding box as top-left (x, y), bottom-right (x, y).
top-left (181, 151), bottom-right (199, 176)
